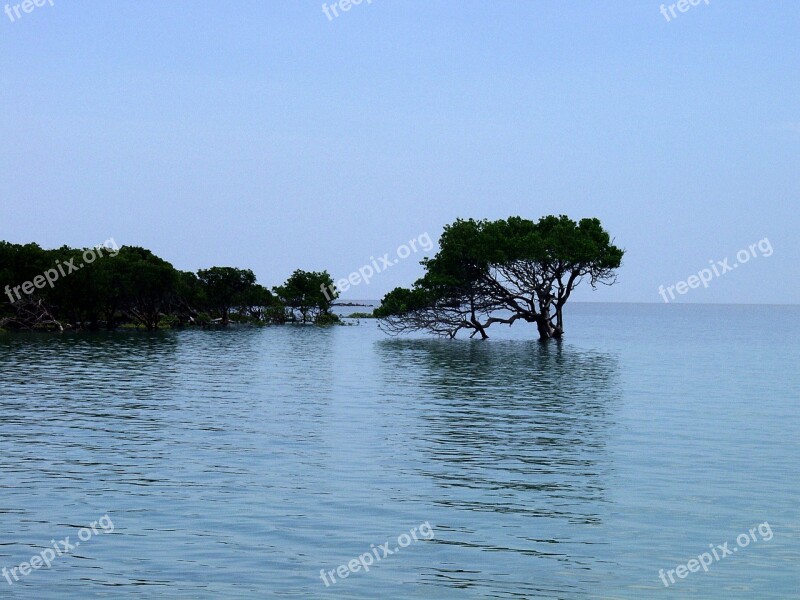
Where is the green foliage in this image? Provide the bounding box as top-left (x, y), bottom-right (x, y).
top-left (373, 287), bottom-right (430, 318)
top-left (0, 241), bottom-right (332, 332)
top-left (0, 216), bottom-right (621, 339)
top-left (114, 247), bottom-right (180, 330)
top-left (197, 266), bottom-right (258, 325)
top-left (274, 269), bottom-right (336, 323)
top-left (377, 215), bottom-right (624, 340)
top-left (314, 312), bottom-right (341, 326)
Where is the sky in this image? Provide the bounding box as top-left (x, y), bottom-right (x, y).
top-left (1, 0), bottom-right (797, 303)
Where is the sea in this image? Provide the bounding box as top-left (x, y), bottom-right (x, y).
top-left (0, 303), bottom-right (798, 599)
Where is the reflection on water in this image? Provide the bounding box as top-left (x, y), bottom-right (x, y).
top-left (379, 340), bottom-right (620, 515)
top-left (0, 307), bottom-right (798, 599)
top-left (376, 339), bottom-right (621, 596)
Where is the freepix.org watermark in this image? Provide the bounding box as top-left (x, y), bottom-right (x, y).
top-left (4, 0), bottom-right (54, 24)
top-left (659, 0), bottom-right (710, 23)
top-left (321, 232), bottom-right (433, 300)
top-left (4, 238), bottom-right (119, 305)
top-left (322, 0), bottom-right (373, 22)
top-left (658, 238), bottom-right (772, 303)
top-left (3, 514), bottom-right (114, 586)
top-left (658, 522), bottom-right (772, 587)
top-left (319, 522), bottom-right (434, 587)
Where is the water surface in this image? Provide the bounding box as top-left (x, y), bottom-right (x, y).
top-left (0, 304), bottom-right (798, 598)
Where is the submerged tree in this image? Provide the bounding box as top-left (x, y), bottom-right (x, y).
top-left (375, 219), bottom-right (499, 339)
top-left (0, 241), bottom-right (339, 331)
top-left (273, 269), bottom-right (337, 323)
top-left (197, 267), bottom-right (258, 326)
top-left (375, 215), bottom-right (623, 341)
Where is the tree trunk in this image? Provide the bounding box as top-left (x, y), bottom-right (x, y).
top-left (535, 314), bottom-right (554, 340)
top-left (470, 310), bottom-right (489, 339)
top-left (472, 322), bottom-right (489, 339)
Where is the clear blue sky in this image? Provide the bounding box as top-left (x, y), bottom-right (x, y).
top-left (1, 1), bottom-right (797, 303)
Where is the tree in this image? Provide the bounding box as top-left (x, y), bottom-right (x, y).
top-left (376, 215), bottom-right (623, 340)
top-left (240, 284), bottom-right (275, 321)
top-left (0, 238), bottom-right (340, 331)
top-left (197, 267), bottom-right (257, 326)
top-left (273, 270), bottom-right (336, 323)
top-left (112, 247), bottom-right (180, 330)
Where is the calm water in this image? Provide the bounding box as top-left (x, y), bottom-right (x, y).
top-left (0, 304), bottom-right (798, 599)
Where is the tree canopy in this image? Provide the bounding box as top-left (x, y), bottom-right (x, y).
top-left (1, 216), bottom-right (622, 337)
top-left (273, 269), bottom-right (337, 323)
top-left (375, 215), bottom-right (623, 340)
top-left (198, 267), bottom-right (258, 326)
top-left (0, 241), bottom-right (338, 331)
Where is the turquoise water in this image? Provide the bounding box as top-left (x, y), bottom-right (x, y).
top-left (0, 304), bottom-right (798, 598)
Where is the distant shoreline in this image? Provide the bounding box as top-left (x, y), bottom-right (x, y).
top-left (333, 302), bottom-right (376, 307)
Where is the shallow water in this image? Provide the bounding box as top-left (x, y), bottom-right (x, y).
top-left (0, 304), bottom-right (798, 598)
